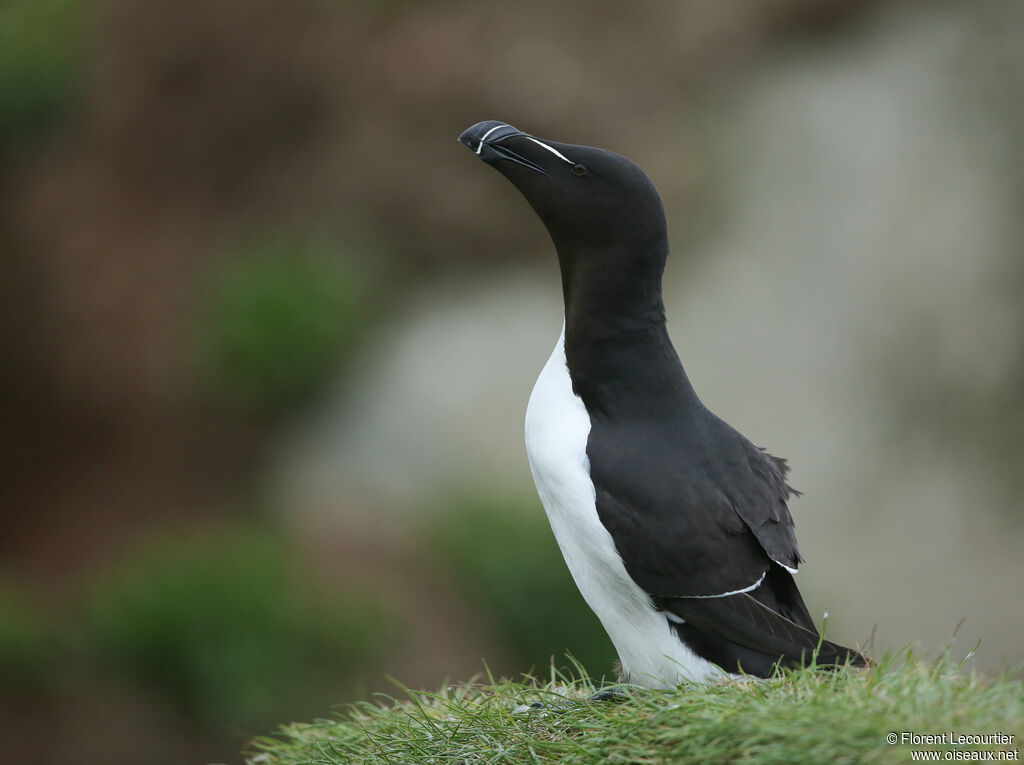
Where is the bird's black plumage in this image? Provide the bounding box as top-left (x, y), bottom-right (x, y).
top-left (460, 120), bottom-right (867, 679)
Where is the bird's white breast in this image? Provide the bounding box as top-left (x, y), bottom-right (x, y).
top-left (524, 325), bottom-right (723, 687)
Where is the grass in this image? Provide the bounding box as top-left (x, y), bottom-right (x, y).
top-left (244, 652), bottom-right (1022, 764)
top-left (83, 525), bottom-right (396, 731)
top-left (0, 0), bottom-right (88, 149)
top-left (195, 233), bottom-right (377, 418)
top-left (0, 581), bottom-right (56, 693)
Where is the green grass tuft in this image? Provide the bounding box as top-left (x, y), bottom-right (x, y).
top-left (0, 581), bottom-right (59, 693)
top-left (194, 233), bottom-right (377, 418)
top-left (0, 0), bottom-right (87, 149)
top-left (84, 525), bottom-right (396, 731)
top-left (245, 653), bottom-right (1023, 764)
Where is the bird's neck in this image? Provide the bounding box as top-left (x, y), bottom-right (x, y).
top-left (556, 229), bottom-right (668, 316)
top-left (559, 242), bottom-right (700, 416)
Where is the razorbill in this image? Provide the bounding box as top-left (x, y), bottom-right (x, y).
top-left (459, 120), bottom-right (868, 687)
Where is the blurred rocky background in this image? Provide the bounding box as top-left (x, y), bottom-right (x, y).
top-left (1, 0), bottom-right (1022, 762)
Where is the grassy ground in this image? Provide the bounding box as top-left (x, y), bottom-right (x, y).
top-left (244, 652), bottom-right (1022, 764)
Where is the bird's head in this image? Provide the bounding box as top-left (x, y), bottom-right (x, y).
top-left (459, 121), bottom-right (669, 309)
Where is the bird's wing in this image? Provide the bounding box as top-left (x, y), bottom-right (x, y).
top-left (662, 570), bottom-right (867, 671)
top-left (588, 415), bottom-right (803, 600)
top-left (582, 413), bottom-right (871, 668)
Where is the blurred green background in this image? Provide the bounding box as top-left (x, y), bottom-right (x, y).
top-left (2, 0), bottom-right (1023, 762)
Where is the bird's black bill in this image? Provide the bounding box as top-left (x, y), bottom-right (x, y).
top-left (459, 120), bottom-right (550, 176)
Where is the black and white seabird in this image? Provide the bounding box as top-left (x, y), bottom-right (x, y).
top-left (459, 120), bottom-right (868, 687)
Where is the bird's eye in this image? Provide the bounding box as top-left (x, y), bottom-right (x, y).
top-left (572, 164), bottom-right (588, 176)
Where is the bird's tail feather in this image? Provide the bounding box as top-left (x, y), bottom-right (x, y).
top-left (666, 591), bottom-right (868, 676)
